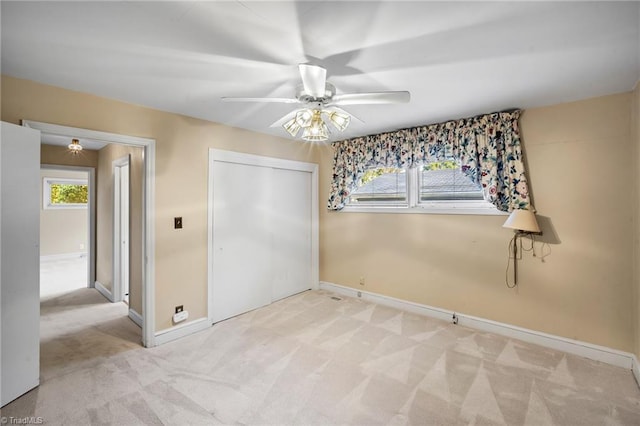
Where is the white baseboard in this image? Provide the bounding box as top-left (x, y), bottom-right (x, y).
top-left (319, 281), bottom-right (636, 371)
top-left (633, 355), bottom-right (640, 387)
top-left (40, 252), bottom-right (87, 262)
top-left (94, 281), bottom-right (113, 303)
top-left (128, 308), bottom-right (143, 328)
top-left (154, 317), bottom-right (210, 346)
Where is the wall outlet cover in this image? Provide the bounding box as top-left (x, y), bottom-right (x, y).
top-left (172, 310), bottom-right (189, 324)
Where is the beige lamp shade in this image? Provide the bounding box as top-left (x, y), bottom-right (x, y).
top-left (503, 209), bottom-right (540, 233)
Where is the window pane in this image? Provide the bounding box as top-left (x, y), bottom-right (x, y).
top-left (50, 183), bottom-right (88, 205)
top-left (349, 168), bottom-right (407, 204)
top-left (420, 160), bottom-right (483, 201)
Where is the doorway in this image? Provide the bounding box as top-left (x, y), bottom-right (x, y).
top-left (39, 166), bottom-right (95, 298)
top-left (23, 120), bottom-right (156, 347)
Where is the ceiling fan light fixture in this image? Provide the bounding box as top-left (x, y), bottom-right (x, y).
top-left (295, 109), bottom-right (314, 127)
top-left (283, 116), bottom-right (302, 137)
top-left (68, 138), bottom-right (83, 153)
top-left (327, 110), bottom-right (351, 131)
top-left (302, 110), bottom-right (329, 142)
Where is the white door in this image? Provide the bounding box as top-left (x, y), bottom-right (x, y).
top-left (271, 168), bottom-right (312, 301)
top-left (113, 157), bottom-right (130, 303)
top-left (1, 121), bottom-right (41, 407)
top-left (211, 161), bottom-right (273, 323)
top-left (209, 151), bottom-right (316, 324)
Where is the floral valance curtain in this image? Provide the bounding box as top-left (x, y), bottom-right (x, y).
top-left (327, 110), bottom-right (531, 212)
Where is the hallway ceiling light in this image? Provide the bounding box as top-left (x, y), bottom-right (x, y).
top-left (68, 138), bottom-right (83, 153)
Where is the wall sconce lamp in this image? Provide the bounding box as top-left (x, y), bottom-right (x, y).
top-left (503, 209), bottom-right (541, 287)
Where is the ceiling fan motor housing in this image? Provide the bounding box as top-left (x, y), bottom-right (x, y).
top-left (296, 82), bottom-right (336, 104)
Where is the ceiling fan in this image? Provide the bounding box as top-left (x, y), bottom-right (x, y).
top-left (221, 64), bottom-right (410, 142)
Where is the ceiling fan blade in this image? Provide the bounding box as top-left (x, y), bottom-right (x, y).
top-left (330, 91), bottom-right (410, 106)
top-left (298, 64), bottom-right (327, 98)
top-left (221, 97), bottom-right (300, 104)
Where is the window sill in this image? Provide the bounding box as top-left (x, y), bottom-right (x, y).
top-left (339, 204), bottom-right (507, 216)
top-left (44, 204), bottom-right (88, 210)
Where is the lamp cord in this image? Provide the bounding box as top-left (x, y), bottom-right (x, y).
top-left (506, 233), bottom-right (543, 288)
top-left (505, 233), bottom-right (519, 288)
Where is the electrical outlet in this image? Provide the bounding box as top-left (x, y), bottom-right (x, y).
top-left (175, 305), bottom-right (183, 314)
top-left (359, 276), bottom-right (365, 286)
top-left (174, 217), bottom-right (183, 229)
top-left (357, 291), bottom-right (362, 298)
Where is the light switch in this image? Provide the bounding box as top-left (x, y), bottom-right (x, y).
top-left (174, 217), bottom-right (183, 229)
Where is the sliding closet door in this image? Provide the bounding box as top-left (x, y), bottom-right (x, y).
top-left (211, 161), bottom-right (273, 323)
top-left (209, 150), bottom-right (317, 324)
top-left (271, 168), bottom-right (312, 301)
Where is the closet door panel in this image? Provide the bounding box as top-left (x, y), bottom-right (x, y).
top-left (271, 168), bottom-right (312, 301)
top-left (211, 161), bottom-right (272, 323)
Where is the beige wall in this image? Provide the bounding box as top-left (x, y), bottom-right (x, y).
top-left (2, 75), bottom-right (319, 331)
top-left (96, 144), bottom-right (144, 316)
top-left (39, 169), bottom-right (89, 256)
top-left (633, 82), bottom-right (640, 359)
top-left (319, 93), bottom-right (635, 352)
top-left (4, 74), bottom-right (637, 351)
top-left (41, 144), bottom-right (99, 169)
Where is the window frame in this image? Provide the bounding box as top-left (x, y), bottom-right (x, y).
top-left (346, 167), bottom-right (409, 208)
top-left (43, 177), bottom-right (89, 210)
top-left (342, 167), bottom-right (505, 215)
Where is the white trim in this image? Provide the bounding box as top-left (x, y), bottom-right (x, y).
top-left (340, 205), bottom-right (506, 216)
top-left (310, 163), bottom-right (319, 291)
top-left (319, 281), bottom-right (637, 371)
top-left (95, 281), bottom-right (114, 303)
top-left (633, 355), bottom-right (640, 387)
top-left (209, 149), bottom-right (318, 173)
top-left (41, 164), bottom-right (96, 289)
top-left (112, 155), bottom-right (131, 304)
top-left (23, 121), bottom-right (154, 147)
top-left (128, 308), bottom-right (143, 328)
top-left (154, 317), bottom-right (210, 346)
top-left (24, 121), bottom-right (156, 348)
top-left (40, 252), bottom-right (87, 262)
top-left (207, 149), bottom-right (319, 324)
top-left (320, 281), bottom-right (453, 322)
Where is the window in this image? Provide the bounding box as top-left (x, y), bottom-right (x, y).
top-left (346, 160), bottom-right (499, 214)
top-left (43, 178), bottom-right (88, 209)
top-left (349, 168), bottom-right (407, 206)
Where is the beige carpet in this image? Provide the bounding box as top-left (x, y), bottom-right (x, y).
top-left (40, 255), bottom-right (88, 298)
top-left (2, 288), bottom-right (639, 425)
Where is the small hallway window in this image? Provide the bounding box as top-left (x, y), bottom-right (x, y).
top-left (43, 178), bottom-right (88, 209)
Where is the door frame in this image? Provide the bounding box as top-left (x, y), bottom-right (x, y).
top-left (40, 164), bottom-right (96, 290)
top-left (23, 120), bottom-right (156, 347)
top-left (112, 155), bottom-right (130, 303)
top-left (207, 149), bottom-right (319, 324)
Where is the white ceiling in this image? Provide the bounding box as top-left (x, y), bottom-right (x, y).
top-left (2, 1), bottom-right (639, 143)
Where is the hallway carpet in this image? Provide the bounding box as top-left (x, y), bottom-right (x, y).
top-left (2, 288), bottom-right (639, 425)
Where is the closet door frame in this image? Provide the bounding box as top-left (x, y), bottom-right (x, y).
top-left (207, 149), bottom-right (318, 324)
